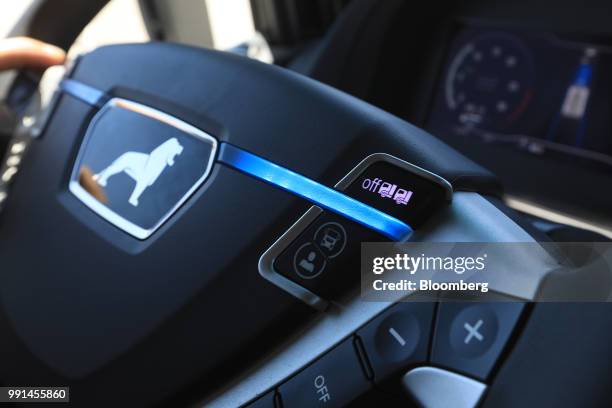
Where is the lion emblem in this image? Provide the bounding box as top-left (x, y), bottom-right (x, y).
top-left (95, 138), bottom-right (184, 207)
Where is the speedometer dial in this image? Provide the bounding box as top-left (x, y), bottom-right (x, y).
top-left (445, 33), bottom-right (534, 131)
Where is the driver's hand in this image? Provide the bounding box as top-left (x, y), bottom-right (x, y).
top-left (0, 37), bottom-right (65, 71)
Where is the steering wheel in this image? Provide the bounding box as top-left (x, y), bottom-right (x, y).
top-left (0, 43), bottom-right (610, 408)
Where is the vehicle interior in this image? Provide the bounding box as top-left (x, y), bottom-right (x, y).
top-left (0, 0), bottom-right (611, 407)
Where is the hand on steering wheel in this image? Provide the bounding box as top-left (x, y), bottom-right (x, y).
top-left (0, 36), bottom-right (65, 71)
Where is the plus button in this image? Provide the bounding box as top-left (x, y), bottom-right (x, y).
top-left (463, 319), bottom-right (484, 344)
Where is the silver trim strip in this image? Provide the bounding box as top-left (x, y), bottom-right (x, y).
top-left (258, 153), bottom-right (453, 310)
top-left (506, 196), bottom-right (612, 239)
top-left (402, 366), bottom-right (487, 408)
top-left (69, 98), bottom-right (218, 240)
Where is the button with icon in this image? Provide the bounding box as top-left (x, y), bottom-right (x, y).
top-left (273, 211), bottom-right (383, 299)
top-left (432, 301), bottom-right (525, 380)
top-left (293, 243), bottom-right (326, 279)
top-left (449, 307), bottom-right (498, 358)
top-left (278, 338), bottom-right (370, 407)
top-left (356, 302), bottom-right (434, 382)
top-left (314, 222), bottom-right (346, 258)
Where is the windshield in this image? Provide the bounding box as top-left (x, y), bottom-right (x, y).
top-left (0, 0), bottom-right (149, 55)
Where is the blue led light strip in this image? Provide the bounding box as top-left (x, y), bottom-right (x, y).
top-left (59, 79), bottom-right (413, 240)
top-left (60, 79), bottom-right (107, 107)
top-left (218, 144), bottom-right (412, 240)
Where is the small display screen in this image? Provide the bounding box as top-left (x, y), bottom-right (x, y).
top-left (343, 161), bottom-right (449, 228)
top-left (427, 27), bottom-right (612, 171)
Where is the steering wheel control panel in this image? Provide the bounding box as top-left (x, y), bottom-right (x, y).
top-left (259, 154), bottom-right (452, 310)
top-left (245, 299), bottom-right (526, 408)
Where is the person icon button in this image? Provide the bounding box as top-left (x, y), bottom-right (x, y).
top-left (293, 243), bottom-right (327, 279)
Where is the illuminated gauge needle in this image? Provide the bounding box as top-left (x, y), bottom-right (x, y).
top-left (547, 48), bottom-right (596, 147)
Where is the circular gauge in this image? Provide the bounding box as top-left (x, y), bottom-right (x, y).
top-left (445, 33), bottom-right (534, 131)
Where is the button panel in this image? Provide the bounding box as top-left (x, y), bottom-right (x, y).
top-left (273, 211), bottom-right (382, 299)
top-left (253, 155), bottom-right (535, 405)
top-left (249, 295), bottom-right (527, 407)
top-left (259, 153), bottom-right (452, 309)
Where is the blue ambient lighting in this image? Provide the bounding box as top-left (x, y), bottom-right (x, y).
top-left (58, 79), bottom-right (413, 240)
top-left (60, 79), bottom-right (107, 107)
top-left (218, 143), bottom-right (412, 240)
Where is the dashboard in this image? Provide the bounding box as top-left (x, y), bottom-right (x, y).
top-left (428, 26), bottom-right (612, 174)
top-left (417, 22), bottom-right (612, 234)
